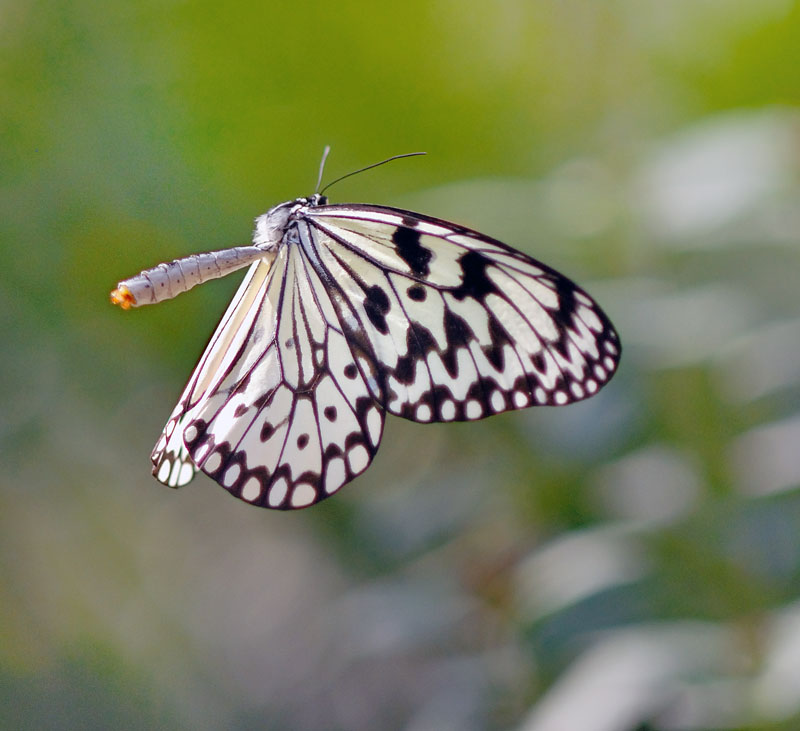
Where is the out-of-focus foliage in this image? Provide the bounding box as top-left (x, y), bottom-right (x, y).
top-left (2, 1), bottom-right (800, 729)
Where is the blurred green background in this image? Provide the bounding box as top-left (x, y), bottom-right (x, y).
top-left (3, 1), bottom-right (800, 729)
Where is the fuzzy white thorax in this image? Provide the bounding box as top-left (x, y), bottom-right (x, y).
top-left (253, 201), bottom-right (297, 251)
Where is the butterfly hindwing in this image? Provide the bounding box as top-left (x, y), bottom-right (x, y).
top-left (152, 242), bottom-right (384, 509)
top-left (150, 253), bottom-right (275, 489)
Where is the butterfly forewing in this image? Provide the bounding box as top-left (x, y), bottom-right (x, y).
top-left (305, 204), bottom-right (620, 423)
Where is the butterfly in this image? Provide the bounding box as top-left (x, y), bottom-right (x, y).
top-left (111, 150), bottom-right (620, 510)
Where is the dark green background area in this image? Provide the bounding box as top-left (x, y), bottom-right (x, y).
top-left (3, 2), bottom-right (800, 729)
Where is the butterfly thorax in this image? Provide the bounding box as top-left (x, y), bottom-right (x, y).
top-left (253, 194), bottom-right (329, 252)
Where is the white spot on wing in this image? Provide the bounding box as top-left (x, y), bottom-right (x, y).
top-left (440, 400), bottom-right (456, 421)
top-left (169, 459), bottom-right (182, 487)
top-left (490, 391), bottom-right (505, 412)
top-left (577, 305), bottom-right (603, 332)
top-left (204, 451), bottom-right (222, 474)
top-left (413, 220), bottom-right (452, 236)
top-left (178, 462), bottom-right (195, 485)
top-left (325, 457), bottom-right (346, 494)
top-left (291, 483), bottom-right (316, 508)
top-left (223, 463), bottom-right (241, 487)
top-left (347, 445), bottom-right (369, 474)
top-left (242, 477), bottom-right (262, 502)
top-left (366, 407), bottom-right (382, 447)
top-left (193, 442), bottom-right (210, 463)
top-left (268, 477), bottom-right (288, 507)
top-left (158, 460), bottom-right (171, 483)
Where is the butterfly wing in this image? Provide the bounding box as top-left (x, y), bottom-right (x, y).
top-left (151, 243), bottom-right (384, 509)
top-left (303, 204), bottom-right (620, 423)
top-left (151, 254), bottom-right (274, 488)
top-left (150, 197), bottom-right (619, 509)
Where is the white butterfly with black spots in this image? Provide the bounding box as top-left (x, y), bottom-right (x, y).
top-left (111, 158), bottom-right (620, 510)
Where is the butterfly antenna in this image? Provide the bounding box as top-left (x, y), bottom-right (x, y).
top-left (319, 151), bottom-right (426, 196)
top-left (315, 145), bottom-right (332, 194)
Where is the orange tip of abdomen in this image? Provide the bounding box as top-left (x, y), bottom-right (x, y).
top-left (110, 285), bottom-right (136, 310)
